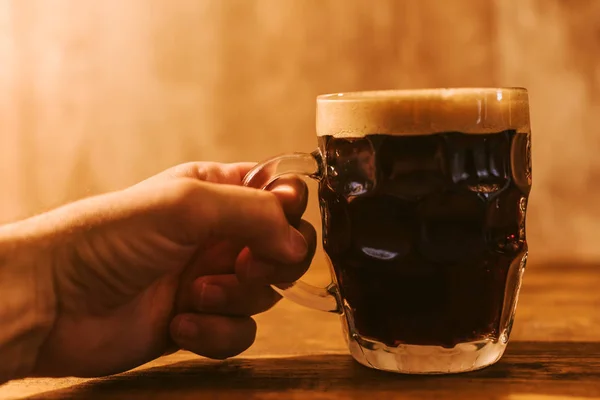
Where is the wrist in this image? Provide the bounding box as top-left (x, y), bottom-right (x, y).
top-left (0, 221), bottom-right (57, 383)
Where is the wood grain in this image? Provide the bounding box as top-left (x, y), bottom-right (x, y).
top-left (1, 262), bottom-right (599, 399)
top-left (13, 343), bottom-right (600, 400)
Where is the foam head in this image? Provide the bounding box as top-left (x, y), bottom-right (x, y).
top-left (316, 88), bottom-right (530, 137)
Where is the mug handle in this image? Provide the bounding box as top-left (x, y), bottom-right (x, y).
top-left (242, 150), bottom-right (342, 314)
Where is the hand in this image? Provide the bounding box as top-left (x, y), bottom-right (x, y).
top-left (3, 162), bottom-right (315, 378)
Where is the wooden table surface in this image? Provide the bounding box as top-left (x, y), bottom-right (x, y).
top-left (1, 261), bottom-right (600, 399)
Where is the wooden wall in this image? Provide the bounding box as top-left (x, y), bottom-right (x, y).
top-left (1, 0), bottom-right (599, 265)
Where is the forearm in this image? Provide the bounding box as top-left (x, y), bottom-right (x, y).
top-left (0, 222), bottom-right (57, 384)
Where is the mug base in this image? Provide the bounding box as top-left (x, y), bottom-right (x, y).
top-left (348, 335), bottom-right (506, 374)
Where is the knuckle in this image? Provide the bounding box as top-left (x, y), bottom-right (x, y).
top-left (194, 162), bottom-right (225, 182)
top-left (170, 162), bottom-right (221, 181)
top-left (170, 162), bottom-right (202, 179)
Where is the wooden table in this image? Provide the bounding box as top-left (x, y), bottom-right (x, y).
top-left (1, 261), bottom-right (599, 399)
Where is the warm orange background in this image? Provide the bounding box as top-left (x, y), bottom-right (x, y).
top-left (1, 0), bottom-right (598, 266)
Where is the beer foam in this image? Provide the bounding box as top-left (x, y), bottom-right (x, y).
top-left (316, 88), bottom-right (530, 137)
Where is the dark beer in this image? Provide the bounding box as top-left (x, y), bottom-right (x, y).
top-left (244, 88), bottom-right (532, 372)
top-left (318, 130), bottom-right (531, 348)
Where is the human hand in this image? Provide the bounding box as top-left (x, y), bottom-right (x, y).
top-left (2, 162), bottom-right (315, 379)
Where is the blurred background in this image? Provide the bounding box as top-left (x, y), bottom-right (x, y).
top-left (1, 0), bottom-right (599, 268)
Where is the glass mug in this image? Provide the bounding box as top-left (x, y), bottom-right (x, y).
top-left (242, 88), bottom-right (531, 374)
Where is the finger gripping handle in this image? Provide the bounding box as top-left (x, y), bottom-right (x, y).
top-left (242, 150), bottom-right (341, 314)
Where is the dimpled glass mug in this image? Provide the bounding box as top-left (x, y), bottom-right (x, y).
top-left (242, 88), bottom-right (532, 374)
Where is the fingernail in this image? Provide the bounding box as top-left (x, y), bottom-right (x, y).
top-left (199, 283), bottom-right (227, 309)
top-left (288, 228), bottom-right (308, 260)
top-left (177, 318), bottom-right (198, 340)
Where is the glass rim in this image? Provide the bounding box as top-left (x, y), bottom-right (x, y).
top-left (317, 87), bottom-right (528, 102)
